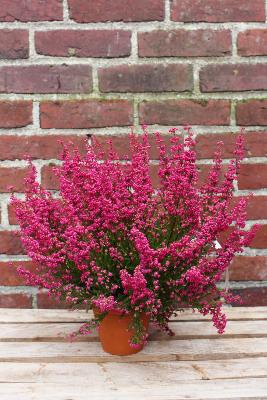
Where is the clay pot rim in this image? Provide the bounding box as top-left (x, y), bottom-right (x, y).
top-left (93, 306), bottom-right (150, 317)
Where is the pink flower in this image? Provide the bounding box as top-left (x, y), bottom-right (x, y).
top-left (11, 127), bottom-right (257, 340)
top-left (92, 295), bottom-right (116, 312)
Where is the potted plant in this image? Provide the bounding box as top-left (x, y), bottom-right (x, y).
top-left (12, 127), bottom-right (257, 355)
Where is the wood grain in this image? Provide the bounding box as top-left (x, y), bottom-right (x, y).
top-left (0, 358), bottom-right (267, 383)
top-left (0, 307), bottom-right (266, 399)
top-left (1, 320), bottom-right (267, 341)
top-left (1, 378), bottom-right (267, 400)
top-left (0, 337), bottom-right (266, 362)
top-left (0, 306), bottom-right (267, 323)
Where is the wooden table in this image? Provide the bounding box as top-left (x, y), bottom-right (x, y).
top-left (0, 306), bottom-right (267, 399)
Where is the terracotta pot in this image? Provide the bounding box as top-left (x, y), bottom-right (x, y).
top-left (93, 308), bottom-right (150, 356)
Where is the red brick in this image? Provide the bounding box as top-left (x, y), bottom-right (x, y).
top-left (149, 163), bottom-right (229, 189)
top-left (171, 0), bottom-right (265, 22)
top-left (40, 100), bottom-right (133, 129)
top-left (247, 196), bottom-right (267, 219)
top-left (149, 164), bottom-right (159, 188)
top-left (238, 164), bottom-right (267, 189)
top-left (0, 101), bottom-right (32, 128)
top-left (229, 256), bottom-right (267, 280)
top-left (0, 231), bottom-right (24, 255)
top-left (37, 290), bottom-right (68, 309)
top-left (236, 100), bottom-right (267, 126)
top-left (217, 227), bottom-right (235, 247)
top-left (250, 225), bottom-right (267, 249)
top-left (0, 134), bottom-right (87, 161)
top-left (41, 165), bottom-right (59, 190)
top-left (138, 29), bottom-right (231, 57)
top-left (0, 261), bottom-right (37, 286)
top-left (0, 29), bottom-right (29, 59)
top-left (0, 167), bottom-right (29, 193)
top-left (92, 133), bottom-right (176, 160)
top-left (233, 196), bottom-right (267, 220)
top-left (8, 204), bottom-right (17, 225)
top-left (238, 29), bottom-right (267, 56)
top-left (197, 164), bottom-right (228, 187)
top-left (35, 30), bottom-right (131, 58)
top-left (195, 132), bottom-right (267, 159)
top-left (68, 0), bottom-right (164, 22)
top-left (99, 64), bottom-right (193, 93)
top-left (0, 293), bottom-right (33, 308)
top-left (93, 135), bottom-right (131, 159)
top-left (0, 0), bottom-right (63, 22)
top-left (200, 64), bottom-right (267, 92)
top-left (231, 287), bottom-right (267, 306)
top-left (0, 65), bottom-right (92, 94)
top-left (139, 100), bottom-right (230, 126)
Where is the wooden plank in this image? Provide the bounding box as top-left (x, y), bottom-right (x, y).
top-left (0, 337), bottom-right (266, 362)
top-left (151, 320), bottom-right (267, 340)
top-left (0, 358), bottom-right (266, 384)
top-left (0, 306), bottom-right (267, 323)
top-left (0, 308), bottom-right (93, 323)
top-left (171, 307), bottom-right (267, 322)
top-left (1, 378), bottom-right (267, 399)
top-left (0, 361), bottom-right (200, 384)
top-left (1, 320), bottom-right (267, 342)
top-left (0, 322), bottom-right (97, 342)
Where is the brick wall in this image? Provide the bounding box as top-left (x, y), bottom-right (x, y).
top-left (0, 0), bottom-right (266, 308)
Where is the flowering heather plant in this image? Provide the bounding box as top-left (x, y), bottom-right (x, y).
top-left (12, 127), bottom-right (258, 346)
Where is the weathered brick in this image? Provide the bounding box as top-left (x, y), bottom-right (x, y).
top-left (93, 135), bottom-right (131, 159)
top-left (200, 64), bottom-right (267, 92)
top-left (0, 29), bottom-right (29, 59)
top-left (229, 256), bottom-right (267, 280)
top-left (219, 224), bottom-right (266, 251)
top-left (0, 167), bottom-right (29, 193)
top-left (138, 29), bottom-right (231, 57)
top-left (238, 164), bottom-right (267, 190)
top-left (250, 225), bottom-right (267, 249)
top-left (0, 66), bottom-right (92, 94)
top-left (196, 164), bottom-right (228, 187)
top-left (0, 135), bottom-right (87, 161)
top-left (0, 293), bottom-right (33, 308)
top-left (68, 0), bottom-right (164, 22)
top-left (41, 165), bottom-right (60, 190)
top-left (0, 101), bottom-right (32, 128)
top-left (99, 64), bottom-right (193, 93)
top-left (35, 30), bottom-right (131, 58)
top-left (149, 164), bottom-right (160, 188)
top-left (149, 163), bottom-right (228, 189)
top-left (236, 100), bottom-right (267, 126)
top-left (40, 100), bottom-right (133, 129)
top-left (171, 0), bottom-right (265, 22)
top-left (217, 227), bottom-right (235, 247)
top-left (8, 204), bottom-right (17, 225)
top-left (238, 29), bottom-right (267, 56)
top-left (245, 196), bottom-right (267, 220)
top-left (195, 132), bottom-right (267, 159)
top-left (139, 100), bottom-right (230, 126)
top-left (0, 0), bottom-right (63, 22)
top-left (37, 290), bottom-right (68, 309)
top-left (92, 134), bottom-right (176, 160)
top-left (0, 231), bottom-right (24, 255)
top-left (231, 287), bottom-right (267, 306)
top-left (231, 196), bottom-right (267, 220)
top-left (0, 261), bottom-right (37, 286)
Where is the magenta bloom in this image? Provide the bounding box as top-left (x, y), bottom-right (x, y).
top-left (12, 127), bottom-right (257, 343)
